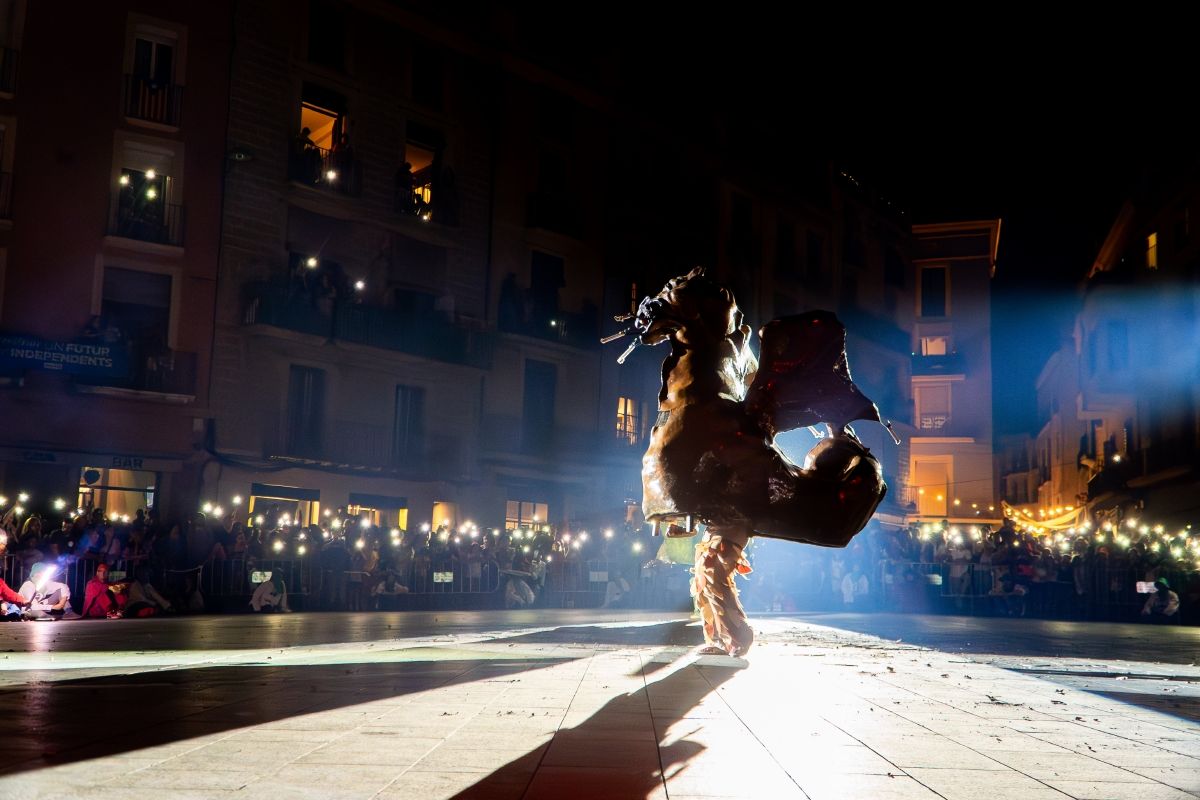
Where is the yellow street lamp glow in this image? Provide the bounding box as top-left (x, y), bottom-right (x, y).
top-left (355, 539), bottom-right (365, 550)
top-left (1172, 547), bottom-right (1183, 558)
top-left (232, 495), bottom-right (243, 506)
top-left (1112, 454), bottom-right (1122, 463)
top-left (331, 519), bottom-right (342, 529)
top-left (917, 488), bottom-right (925, 495)
top-left (391, 528), bottom-right (400, 537)
top-left (1153, 524), bottom-right (1164, 534)
top-left (298, 532), bottom-right (306, 540)
top-left (953, 498), bottom-right (961, 506)
top-left (0, 495), bottom-right (6, 506)
top-left (1126, 519), bottom-right (1137, 529)
top-left (988, 505), bottom-right (995, 511)
top-left (202, 502), bottom-right (214, 513)
top-left (936, 494), bottom-right (944, 502)
top-left (255, 515), bottom-right (265, 525)
top-left (297, 544), bottom-right (307, 555)
top-left (325, 169), bottom-right (337, 181)
top-left (17, 492), bottom-right (29, 504)
top-left (306, 256), bottom-right (318, 268)
top-left (354, 280), bottom-right (365, 291)
top-left (272, 540), bottom-right (284, 553)
top-left (53, 498), bottom-right (66, 511)
top-left (118, 174), bottom-right (130, 186)
top-left (1139, 525), bottom-right (1150, 535)
top-left (213, 506), bottom-right (223, 518)
top-left (145, 169), bottom-right (156, 180)
top-left (421, 522), bottom-right (430, 532)
top-left (523, 545), bottom-right (531, 553)
top-left (323, 509), bottom-right (332, 517)
top-left (145, 187), bottom-right (157, 199)
top-left (13, 505), bottom-right (23, 516)
top-left (632, 541), bottom-right (643, 553)
top-left (360, 517), bottom-right (370, 528)
top-left (604, 528), bottom-right (614, 539)
top-left (579, 532), bottom-right (589, 541)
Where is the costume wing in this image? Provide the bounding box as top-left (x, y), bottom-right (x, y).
top-left (745, 311), bottom-right (886, 437)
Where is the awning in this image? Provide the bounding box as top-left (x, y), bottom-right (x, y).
top-left (250, 483), bottom-right (320, 502)
top-left (348, 492), bottom-right (408, 508)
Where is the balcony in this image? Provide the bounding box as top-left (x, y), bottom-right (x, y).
top-left (109, 199), bottom-right (185, 247)
top-left (0, 46), bottom-right (17, 95)
top-left (288, 145), bottom-right (360, 196)
top-left (75, 345), bottom-right (197, 399)
top-left (122, 74), bottom-right (184, 128)
top-left (497, 304), bottom-right (599, 350)
top-left (911, 352), bottom-right (967, 377)
top-left (917, 413), bottom-right (950, 433)
top-left (526, 192), bottom-right (581, 238)
top-left (244, 284), bottom-right (493, 368)
top-left (0, 171), bottom-right (11, 220)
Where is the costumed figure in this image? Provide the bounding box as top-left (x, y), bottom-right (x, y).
top-left (604, 268), bottom-right (891, 656)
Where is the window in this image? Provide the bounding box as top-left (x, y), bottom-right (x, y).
top-left (392, 385), bottom-right (425, 463)
top-left (113, 138), bottom-right (182, 245)
top-left (286, 366), bottom-right (325, 458)
top-left (775, 220), bottom-right (796, 277)
top-left (505, 500), bottom-right (548, 531)
top-left (307, 0), bottom-right (347, 71)
top-left (913, 460), bottom-right (949, 517)
top-left (133, 33), bottom-right (174, 87)
top-left (920, 266), bottom-right (947, 317)
top-left (1146, 232), bottom-right (1158, 269)
top-left (616, 397), bottom-right (640, 445)
top-left (915, 382), bottom-right (951, 431)
top-left (412, 44), bottom-right (444, 110)
top-left (0, 0), bottom-right (23, 95)
top-left (0, 116), bottom-right (12, 218)
top-left (522, 359), bottom-right (556, 454)
top-left (102, 267), bottom-right (172, 348)
top-left (920, 336), bottom-right (948, 356)
top-left (1106, 320), bottom-right (1128, 372)
top-left (530, 251), bottom-right (564, 327)
top-left (400, 122), bottom-right (444, 217)
top-left (124, 20), bottom-right (184, 127)
top-left (77, 467), bottom-right (156, 519)
top-left (538, 89), bottom-right (573, 144)
top-left (291, 83), bottom-right (352, 191)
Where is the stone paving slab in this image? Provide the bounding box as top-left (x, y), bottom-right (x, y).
top-left (0, 614), bottom-right (1196, 799)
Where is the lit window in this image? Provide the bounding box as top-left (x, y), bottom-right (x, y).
top-left (616, 397), bottom-right (640, 445)
top-left (1146, 232), bottom-right (1158, 269)
top-left (916, 383), bottom-right (951, 431)
top-left (505, 500), bottom-right (548, 530)
top-left (920, 336), bottom-right (948, 356)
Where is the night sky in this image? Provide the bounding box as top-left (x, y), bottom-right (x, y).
top-left (613, 21), bottom-right (1191, 436)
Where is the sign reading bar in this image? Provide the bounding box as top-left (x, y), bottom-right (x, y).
top-left (0, 335), bottom-right (129, 377)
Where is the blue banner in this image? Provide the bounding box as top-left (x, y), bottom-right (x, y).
top-left (0, 335), bottom-right (130, 377)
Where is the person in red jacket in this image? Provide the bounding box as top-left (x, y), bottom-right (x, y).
top-left (0, 534), bottom-right (29, 617)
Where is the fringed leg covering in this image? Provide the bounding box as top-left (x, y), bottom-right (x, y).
top-left (692, 526), bottom-right (753, 657)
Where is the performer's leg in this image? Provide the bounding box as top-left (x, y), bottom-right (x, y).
top-left (692, 525), bottom-right (753, 657)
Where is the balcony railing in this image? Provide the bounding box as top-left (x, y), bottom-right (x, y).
top-left (123, 74), bottom-right (184, 127)
top-left (76, 345), bottom-right (197, 397)
top-left (0, 171), bottom-right (11, 220)
top-left (109, 199), bottom-right (185, 247)
top-left (0, 46), bottom-right (17, 94)
top-left (918, 413), bottom-right (949, 432)
top-left (911, 352), bottom-right (967, 376)
top-left (244, 284), bottom-right (493, 368)
top-left (288, 145), bottom-right (360, 196)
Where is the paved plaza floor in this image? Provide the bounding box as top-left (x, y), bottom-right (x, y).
top-left (0, 611), bottom-right (1197, 799)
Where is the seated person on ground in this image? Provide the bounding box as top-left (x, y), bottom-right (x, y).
top-left (125, 567), bottom-right (173, 617)
top-left (1141, 577), bottom-right (1180, 622)
top-left (18, 562), bottom-right (77, 620)
top-left (250, 571), bottom-right (290, 612)
top-left (82, 562), bottom-right (126, 618)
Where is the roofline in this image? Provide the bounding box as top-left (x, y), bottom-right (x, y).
top-left (912, 219), bottom-right (1002, 277)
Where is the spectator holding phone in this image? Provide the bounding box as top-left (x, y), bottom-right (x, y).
top-left (1141, 577), bottom-right (1180, 623)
